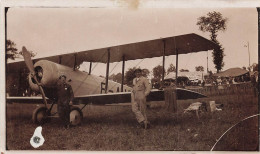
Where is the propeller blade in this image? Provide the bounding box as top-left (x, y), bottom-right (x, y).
top-left (22, 46), bottom-right (35, 74)
top-left (21, 46), bottom-right (48, 109)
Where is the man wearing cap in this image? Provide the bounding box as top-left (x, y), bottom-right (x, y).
top-left (57, 75), bottom-right (74, 129)
top-left (131, 69), bottom-right (151, 129)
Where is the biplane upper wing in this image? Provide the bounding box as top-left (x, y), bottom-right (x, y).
top-left (7, 33), bottom-right (218, 73)
top-left (6, 33), bottom-right (216, 104)
top-left (7, 88), bottom-right (207, 104)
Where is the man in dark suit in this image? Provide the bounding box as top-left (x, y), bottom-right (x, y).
top-left (57, 75), bottom-right (74, 129)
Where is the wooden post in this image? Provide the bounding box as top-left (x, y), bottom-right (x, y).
top-left (105, 49), bottom-right (110, 93)
top-left (121, 55), bottom-right (125, 92)
top-left (164, 86), bottom-right (177, 112)
top-left (89, 62), bottom-right (92, 75)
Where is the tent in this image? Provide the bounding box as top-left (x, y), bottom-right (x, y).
top-left (213, 68), bottom-right (249, 77)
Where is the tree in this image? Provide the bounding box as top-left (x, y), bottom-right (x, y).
top-left (6, 40), bottom-right (37, 96)
top-left (125, 67), bottom-right (138, 86)
top-left (195, 66), bottom-right (204, 72)
top-left (167, 63), bottom-right (176, 74)
top-left (208, 70), bottom-right (213, 77)
top-left (6, 39), bottom-right (37, 60)
top-left (247, 63), bottom-right (258, 72)
top-left (109, 74), bottom-right (115, 81)
top-left (124, 67), bottom-right (150, 87)
top-left (242, 66), bottom-right (247, 70)
top-left (109, 73), bottom-right (122, 83)
top-left (180, 69), bottom-right (189, 72)
top-left (197, 11), bottom-right (227, 72)
top-left (152, 65), bottom-right (165, 81)
top-left (19, 50), bottom-right (37, 58)
top-left (252, 63), bottom-right (258, 72)
top-left (142, 69), bottom-right (150, 78)
top-left (6, 40), bottom-right (18, 60)
top-left (247, 66), bottom-right (251, 71)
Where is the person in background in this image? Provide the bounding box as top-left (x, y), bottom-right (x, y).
top-left (202, 80), bottom-right (205, 87)
top-left (250, 74), bottom-right (257, 96)
top-left (131, 69), bottom-right (151, 129)
top-left (228, 76), bottom-right (233, 85)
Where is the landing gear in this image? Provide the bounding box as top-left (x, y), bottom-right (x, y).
top-left (70, 106), bottom-right (83, 126)
top-left (32, 106), bottom-right (49, 125)
top-left (32, 105), bottom-right (83, 126)
top-left (32, 102), bottom-right (54, 125)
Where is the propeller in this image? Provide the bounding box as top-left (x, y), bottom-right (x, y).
top-left (22, 46), bottom-right (48, 109)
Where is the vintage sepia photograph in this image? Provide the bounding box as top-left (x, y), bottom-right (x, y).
top-left (3, 1), bottom-right (259, 151)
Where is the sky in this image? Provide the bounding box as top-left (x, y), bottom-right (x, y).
top-left (6, 6), bottom-right (258, 77)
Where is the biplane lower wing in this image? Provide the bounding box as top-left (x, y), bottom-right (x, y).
top-left (6, 88), bottom-right (207, 105)
top-left (6, 97), bottom-right (51, 104)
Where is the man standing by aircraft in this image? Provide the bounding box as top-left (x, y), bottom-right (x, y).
top-left (57, 75), bottom-right (74, 129)
top-left (131, 69), bottom-right (151, 129)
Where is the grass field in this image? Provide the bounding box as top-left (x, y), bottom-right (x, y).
top-left (6, 91), bottom-right (258, 151)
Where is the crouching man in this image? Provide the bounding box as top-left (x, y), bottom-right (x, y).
top-left (57, 75), bottom-right (74, 129)
top-left (131, 69), bottom-right (151, 129)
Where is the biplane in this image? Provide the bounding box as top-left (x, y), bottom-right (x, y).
top-left (6, 33), bottom-right (219, 126)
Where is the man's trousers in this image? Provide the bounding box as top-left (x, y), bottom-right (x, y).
top-left (131, 91), bottom-right (147, 123)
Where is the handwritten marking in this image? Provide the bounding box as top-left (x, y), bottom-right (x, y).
top-left (211, 114), bottom-right (260, 151)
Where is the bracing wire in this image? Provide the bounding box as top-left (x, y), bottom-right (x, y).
top-left (92, 61), bottom-right (121, 93)
top-left (110, 62), bottom-right (120, 74)
top-left (108, 58), bottom-right (145, 91)
top-left (73, 51), bottom-right (107, 94)
top-left (134, 59), bottom-right (145, 68)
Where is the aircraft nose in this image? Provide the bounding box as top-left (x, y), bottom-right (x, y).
top-left (31, 66), bottom-right (43, 84)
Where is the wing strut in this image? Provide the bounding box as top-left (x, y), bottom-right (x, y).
top-left (73, 54), bottom-right (77, 70)
top-left (89, 62), bottom-right (92, 75)
top-left (174, 36), bottom-right (179, 87)
top-left (105, 48), bottom-right (110, 93)
top-left (59, 56), bottom-right (62, 64)
top-left (121, 55), bottom-right (125, 92)
top-left (162, 39), bottom-right (166, 82)
top-left (175, 49), bottom-right (179, 86)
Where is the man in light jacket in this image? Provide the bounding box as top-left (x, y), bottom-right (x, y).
top-left (131, 69), bottom-right (151, 129)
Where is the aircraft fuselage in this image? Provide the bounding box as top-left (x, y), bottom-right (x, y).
top-left (29, 60), bottom-right (132, 100)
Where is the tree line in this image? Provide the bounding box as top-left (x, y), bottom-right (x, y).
top-left (6, 40), bottom-right (37, 96)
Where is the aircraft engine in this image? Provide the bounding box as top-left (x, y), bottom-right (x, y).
top-left (29, 60), bottom-right (73, 92)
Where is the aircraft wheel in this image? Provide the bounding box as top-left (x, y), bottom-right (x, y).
top-left (70, 106), bottom-right (83, 126)
top-left (32, 106), bottom-right (49, 125)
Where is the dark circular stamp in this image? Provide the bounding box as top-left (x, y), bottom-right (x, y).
top-left (33, 136), bottom-right (41, 144)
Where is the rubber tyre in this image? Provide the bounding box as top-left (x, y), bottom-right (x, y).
top-left (70, 106), bottom-right (83, 126)
top-left (32, 106), bottom-right (48, 125)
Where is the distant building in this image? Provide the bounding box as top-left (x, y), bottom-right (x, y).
top-left (165, 71), bottom-right (204, 81)
top-left (213, 67), bottom-right (249, 78)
